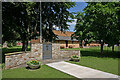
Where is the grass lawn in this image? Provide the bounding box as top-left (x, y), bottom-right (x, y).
top-left (64, 46), bottom-right (119, 75)
top-left (2, 46), bottom-right (120, 78)
top-left (68, 57), bottom-right (118, 75)
top-left (2, 65), bottom-right (77, 79)
top-left (2, 47), bottom-right (78, 79)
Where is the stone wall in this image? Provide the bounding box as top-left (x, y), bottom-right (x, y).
top-left (52, 43), bottom-right (80, 59)
top-left (5, 43), bottom-right (43, 69)
top-left (5, 52), bottom-right (31, 69)
top-left (5, 43), bottom-right (80, 69)
top-left (59, 50), bottom-right (80, 59)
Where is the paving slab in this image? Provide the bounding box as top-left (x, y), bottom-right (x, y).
top-left (46, 61), bottom-right (119, 79)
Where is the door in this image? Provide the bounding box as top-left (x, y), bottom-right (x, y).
top-left (43, 43), bottom-right (52, 60)
top-left (65, 40), bottom-right (68, 47)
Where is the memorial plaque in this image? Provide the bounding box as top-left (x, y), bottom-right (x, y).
top-left (43, 43), bottom-right (52, 60)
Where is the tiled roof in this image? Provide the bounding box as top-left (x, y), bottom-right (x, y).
top-left (53, 30), bottom-right (74, 37)
top-left (32, 30), bottom-right (78, 42)
top-left (53, 30), bottom-right (78, 41)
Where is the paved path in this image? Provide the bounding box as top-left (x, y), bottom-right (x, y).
top-left (47, 61), bottom-right (119, 79)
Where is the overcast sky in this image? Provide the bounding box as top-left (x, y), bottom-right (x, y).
top-left (67, 2), bottom-right (88, 32)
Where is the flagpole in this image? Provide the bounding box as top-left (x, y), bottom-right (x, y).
top-left (40, 0), bottom-right (42, 43)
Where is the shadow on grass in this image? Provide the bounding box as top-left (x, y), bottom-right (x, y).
top-left (25, 66), bottom-right (41, 70)
top-left (62, 47), bottom-right (120, 58)
top-left (80, 50), bottom-right (120, 58)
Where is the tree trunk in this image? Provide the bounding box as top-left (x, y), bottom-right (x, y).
top-left (80, 40), bottom-right (83, 48)
top-left (101, 42), bottom-right (104, 54)
top-left (22, 40), bottom-right (25, 51)
top-left (84, 41), bottom-right (87, 46)
top-left (112, 45), bottom-right (114, 52)
top-left (22, 40), bottom-right (28, 51)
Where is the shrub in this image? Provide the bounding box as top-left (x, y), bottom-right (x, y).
top-left (70, 55), bottom-right (80, 62)
top-left (69, 45), bottom-right (73, 48)
top-left (26, 60), bottom-right (40, 65)
top-left (7, 42), bottom-right (12, 47)
top-left (26, 60), bottom-right (41, 69)
top-left (71, 55), bottom-right (79, 58)
top-left (13, 41), bottom-right (16, 46)
top-left (60, 46), bottom-right (65, 49)
top-left (0, 63), bottom-right (5, 69)
top-left (80, 46), bottom-right (83, 48)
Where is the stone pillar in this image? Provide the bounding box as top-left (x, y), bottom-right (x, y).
top-left (31, 43), bottom-right (43, 60)
top-left (52, 43), bottom-right (60, 59)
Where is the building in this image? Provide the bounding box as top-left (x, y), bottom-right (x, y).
top-left (31, 30), bottom-right (101, 48)
top-left (86, 41), bottom-right (101, 47)
top-left (52, 30), bottom-right (80, 48)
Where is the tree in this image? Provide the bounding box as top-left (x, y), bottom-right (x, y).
top-left (98, 2), bottom-right (120, 52)
top-left (2, 2), bottom-right (75, 51)
top-left (110, 2), bottom-right (120, 52)
top-left (2, 3), bottom-right (33, 51)
top-left (72, 12), bottom-right (94, 47)
top-left (41, 2), bottom-right (75, 42)
top-left (83, 2), bottom-right (120, 53)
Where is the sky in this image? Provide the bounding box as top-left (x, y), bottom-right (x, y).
top-left (67, 2), bottom-right (88, 32)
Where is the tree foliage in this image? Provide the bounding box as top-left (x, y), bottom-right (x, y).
top-left (73, 2), bottom-right (120, 53)
top-left (2, 2), bottom-right (75, 51)
top-left (72, 12), bottom-right (94, 47)
top-left (41, 2), bottom-right (75, 41)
